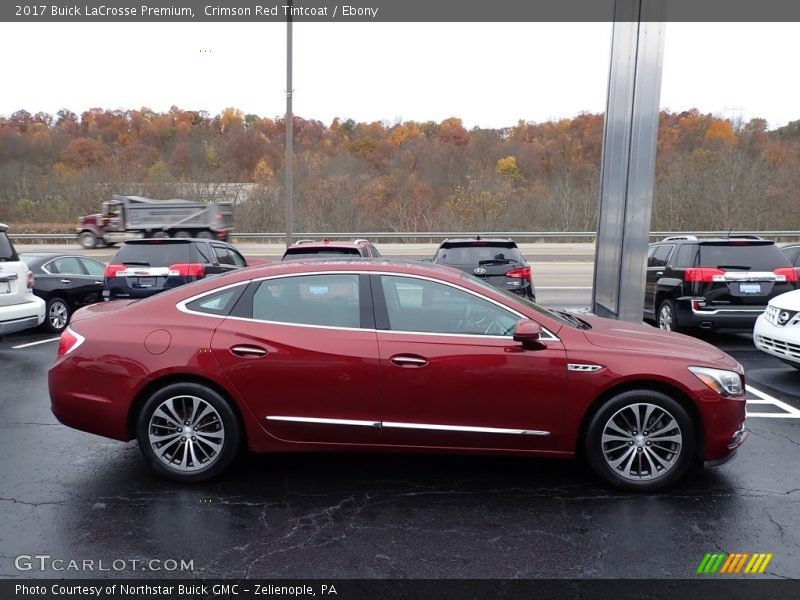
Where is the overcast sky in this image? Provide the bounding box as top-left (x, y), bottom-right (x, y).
top-left (1, 22), bottom-right (798, 128)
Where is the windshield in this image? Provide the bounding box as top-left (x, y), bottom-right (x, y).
top-left (697, 243), bottom-right (790, 270)
top-left (436, 242), bottom-right (523, 265)
top-left (460, 272), bottom-right (581, 328)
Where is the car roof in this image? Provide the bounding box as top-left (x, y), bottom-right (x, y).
top-left (0, 223), bottom-right (8, 233)
top-left (439, 237), bottom-right (517, 245)
top-left (653, 238), bottom-right (775, 245)
top-left (286, 239), bottom-right (366, 250)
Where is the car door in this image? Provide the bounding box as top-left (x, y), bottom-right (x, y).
top-left (210, 272), bottom-right (382, 445)
top-left (76, 257), bottom-right (105, 307)
top-left (644, 245), bottom-right (673, 315)
top-left (43, 256), bottom-right (101, 308)
top-left (372, 274), bottom-right (568, 451)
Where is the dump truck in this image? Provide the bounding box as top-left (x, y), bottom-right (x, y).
top-left (77, 195), bottom-right (234, 249)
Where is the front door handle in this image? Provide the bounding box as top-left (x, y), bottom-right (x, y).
top-left (656, 271), bottom-right (664, 277)
top-left (230, 345), bottom-right (268, 358)
top-left (60, 279), bottom-right (71, 284)
top-left (390, 354), bottom-right (428, 367)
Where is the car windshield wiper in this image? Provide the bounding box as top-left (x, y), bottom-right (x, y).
top-left (122, 261), bottom-right (150, 266)
top-left (716, 265), bottom-right (751, 270)
top-left (478, 258), bottom-right (513, 265)
top-left (552, 309), bottom-right (591, 329)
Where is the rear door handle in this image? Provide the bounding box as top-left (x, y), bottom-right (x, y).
top-left (656, 271), bottom-right (663, 277)
top-left (230, 345), bottom-right (268, 358)
top-left (60, 279), bottom-right (71, 284)
top-left (390, 354), bottom-right (428, 367)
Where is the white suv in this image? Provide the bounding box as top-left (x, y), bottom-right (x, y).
top-left (0, 224), bottom-right (45, 339)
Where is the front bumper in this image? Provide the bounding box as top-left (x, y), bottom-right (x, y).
top-left (753, 313), bottom-right (800, 366)
top-left (0, 296), bottom-right (45, 335)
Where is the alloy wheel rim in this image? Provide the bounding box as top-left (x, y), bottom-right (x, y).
top-left (148, 395), bottom-right (225, 472)
top-left (601, 402), bottom-right (682, 481)
top-left (49, 301), bottom-right (68, 330)
top-left (658, 305), bottom-right (672, 330)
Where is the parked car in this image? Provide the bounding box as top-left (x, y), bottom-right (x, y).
top-left (0, 224), bottom-right (45, 339)
top-left (780, 244), bottom-right (800, 270)
top-left (431, 237), bottom-right (535, 301)
top-left (281, 238), bottom-right (381, 260)
top-left (20, 253), bottom-right (105, 333)
top-left (753, 289), bottom-right (800, 370)
top-left (644, 235), bottom-right (798, 332)
top-left (103, 238), bottom-right (248, 301)
top-left (50, 259), bottom-right (747, 491)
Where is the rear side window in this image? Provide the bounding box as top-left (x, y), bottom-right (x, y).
top-left (112, 242), bottom-right (193, 266)
top-left (0, 233), bottom-right (18, 262)
top-left (185, 284), bottom-right (246, 316)
top-left (251, 274), bottom-right (360, 328)
top-left (435, 242), bottom-right (523, 265)
top-left (698, 243), bottom-right (791, 270)
top-left (648, 245), bottom-right (674, 268)
top-left (675, 244), bottom-right (698, 268)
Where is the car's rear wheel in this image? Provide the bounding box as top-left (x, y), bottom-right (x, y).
top-left (136, 383), bottom-right (241, 482)
top-left (585, 390), bottom-right (695, 491)
top-left (657, 299), bottom-right (681, 332)
top-left (45, 297), bottom-right (70, 333)
top-left (174, 230), bottom-right (191, 238)
top-left (196, 230), bottom-right (214, 240)
top-left (150, 231), bottom-right (169, 239)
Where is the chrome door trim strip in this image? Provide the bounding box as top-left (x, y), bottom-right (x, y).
top-left (266, 416), bottom-right (380, 428)
top-left (382, 421), bottom-right (550, 436)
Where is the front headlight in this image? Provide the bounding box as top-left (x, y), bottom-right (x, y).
top-left (688, 366), bottom-right (743, 397)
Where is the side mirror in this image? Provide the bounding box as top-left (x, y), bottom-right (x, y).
top-left (513, 319), bottom-right (546, 350)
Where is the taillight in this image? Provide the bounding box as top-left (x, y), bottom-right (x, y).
top-left (774, 268), bottom-right (799, 283)
top-left (27, 271), bottom-right (34, 289)
top-left (57, 327), bottom-right (85, 357)
top-left (684, 268), bottom-right (725, 282)
top-left (167, 263), bottom-right (205, 277)
top-left (105, 264), bottom-right (126, 277)
top-left (506, 267), bottom-right (531, 280)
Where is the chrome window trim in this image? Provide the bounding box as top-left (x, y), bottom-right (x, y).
top-left (41, 255), bottom-right (88, 276)
top-left (176, 269), bottom-right (560, 342)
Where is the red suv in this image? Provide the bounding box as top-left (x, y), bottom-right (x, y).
top-left (50, 260), bottom-right (747, 491)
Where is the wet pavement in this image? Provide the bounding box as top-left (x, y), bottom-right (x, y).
top-left (0, 329), bottom-right (798, 580)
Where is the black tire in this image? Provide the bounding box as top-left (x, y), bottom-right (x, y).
top-left (585, 389), bottom-right (695, 492)
top-left (657, 299), bottom-right (681, 332)
top-left (136, 382), bottom-right (241, 482)
top-left (196, 230), bottom-right (214, 240)
top-left (151, 231), bottom-right (170, 239)
top-left (79, 231), bottom-right (97, 250)
top-left (45, 297), bottom-right (70, 333)
top-left (174, 230), bottom-right (191, 238)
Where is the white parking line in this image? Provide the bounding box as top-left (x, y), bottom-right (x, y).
top-left (746, 384), bottom-right (800, 419)
top-left (11, 338), bottom-right (60, 349)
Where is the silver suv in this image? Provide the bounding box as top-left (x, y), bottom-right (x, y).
top-left (0, 224), bottom-right (45, 339)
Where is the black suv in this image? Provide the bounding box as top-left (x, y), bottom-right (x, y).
top-left (104, 238), bottom-right (248, 301)
top-left (431, 237), bottom-right (535, 301)
top-left (644, 235), bottom-right (798, 331)
top-left (282, 238), bottom-right (381, 260)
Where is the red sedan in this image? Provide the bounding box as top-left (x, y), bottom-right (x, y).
top-left (49, 260), bottom-right (747, 491)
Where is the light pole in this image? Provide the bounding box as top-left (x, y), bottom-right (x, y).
top-left (284, 3), bottom-right (294, 247)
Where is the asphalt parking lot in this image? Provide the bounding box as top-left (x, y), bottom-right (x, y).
top-left (1, 319), bottom-right (798, 580)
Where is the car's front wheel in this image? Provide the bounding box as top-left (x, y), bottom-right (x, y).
top-left (136, 383), bottom-right (241, 482)
top-left (585, 390), bottom-right (695, 491)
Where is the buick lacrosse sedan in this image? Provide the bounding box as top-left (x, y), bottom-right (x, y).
top-left (49, 260), bottom-right (747, 491)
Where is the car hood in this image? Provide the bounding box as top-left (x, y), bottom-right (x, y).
top-left (769, 289), bottom-right (800, 310)
top-left (578, 313), bottom-right (734, 366)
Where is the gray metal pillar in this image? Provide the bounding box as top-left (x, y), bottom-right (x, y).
top-left (284, 8), bottom-right (294, 247)
top-left (592, 1), bottom-right (665, 322)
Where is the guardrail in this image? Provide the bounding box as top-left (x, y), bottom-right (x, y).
top-left (9, 231), bottom-right (800, 244)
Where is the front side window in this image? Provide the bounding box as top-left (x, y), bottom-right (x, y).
top-left (380, 275), bottom-right (518, 336)
top-left (251, 274), bottom-right (361, 328)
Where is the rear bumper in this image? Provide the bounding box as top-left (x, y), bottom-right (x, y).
top-left (0, 296), bottom-right (46, 335)
top-left (676, 300), bottom-right (765, 329)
